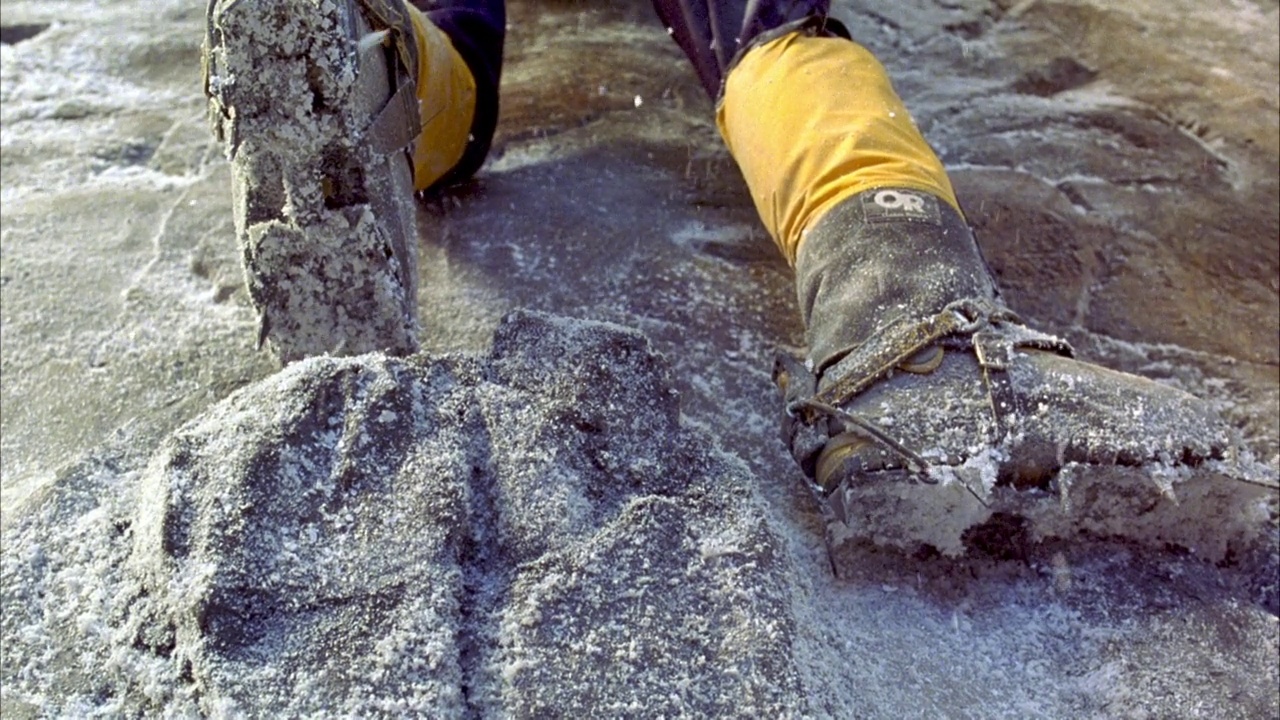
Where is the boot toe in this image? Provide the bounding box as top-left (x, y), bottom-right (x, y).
top-left (823, 344), bottom-right (1231, 491)
top-left (1011, 350), bottom-right (1229, 469)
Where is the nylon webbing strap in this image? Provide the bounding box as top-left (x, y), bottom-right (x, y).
top-left (811, 298), bottom-right (1006, 415)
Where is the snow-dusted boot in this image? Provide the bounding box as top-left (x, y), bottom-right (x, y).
top-left (775, 189), bottom-right (1275, 558)
top-left (203, 0), bottom-right (423, 363)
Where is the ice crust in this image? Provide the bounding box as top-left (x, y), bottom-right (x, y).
top-left (2, 312), bottom-right (802, 716)
top-left (3, 312), bottom-right (1277, 718)
top-left (3, 0), bottom-right (1279, 716)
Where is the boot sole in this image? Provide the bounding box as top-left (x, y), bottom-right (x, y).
top-left (808, 344), bottom-right (1278, 561)
top-left (824, 455), bottom-right (1276, 564)
top-left (205, 0), bottom-right (420, 363)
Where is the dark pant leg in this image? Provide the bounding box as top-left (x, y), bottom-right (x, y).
top-left (410, 0), bottom-right (505, 186)
top-left (649, 0), bottom-right (845, 99)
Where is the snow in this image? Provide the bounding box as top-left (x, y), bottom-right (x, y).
top-left (2, 0), bottom-right (1278, 717)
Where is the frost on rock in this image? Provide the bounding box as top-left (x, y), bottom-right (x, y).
top-left (1, 311), bottom-right (803, 716)
top-left (207, 0), bottom-right (420, 363)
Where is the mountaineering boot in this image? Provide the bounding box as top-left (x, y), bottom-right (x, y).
top-left (707, 20), bottom-right (1276, 557)
top-left (203, 0), bottom-right (485, 363)
top-left (783, 189), bottom-right (1238, 492)
top-left (774, 189), bottom-right (1277, 557)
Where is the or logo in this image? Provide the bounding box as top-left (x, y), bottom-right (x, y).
top-left (862, 188), bottom-right (942, 225)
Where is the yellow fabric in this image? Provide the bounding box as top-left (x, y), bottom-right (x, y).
top-left (716, 33), bottom-right (961, 265)
top-left (406, 6), bottom-right (476, 191)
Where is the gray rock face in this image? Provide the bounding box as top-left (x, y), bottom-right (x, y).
top-left (5, 323), bottom-right (1278, 719)
top-left (3, 0), bottom-right (1278, 717)
top-left (4, 312), bottom-right (801, 717)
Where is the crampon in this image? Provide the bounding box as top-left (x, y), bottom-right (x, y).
top-left (774, 300), bottom-right (1280, 567)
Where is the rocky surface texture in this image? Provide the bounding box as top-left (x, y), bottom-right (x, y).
top-left (4, 312), bottom-right (803, 715)
top-left (2, 0), bottom-right (1278, 717)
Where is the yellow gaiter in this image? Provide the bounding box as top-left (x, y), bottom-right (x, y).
top-left (716, 33), bottom-right (961, 266)
top-left (405, 6), bottom-right (477, 191)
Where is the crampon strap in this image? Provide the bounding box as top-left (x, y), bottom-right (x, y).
top-left (779, 297), bottom-right (1072, 491)
top-left (798, 298), bottom-right (1018, 422)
